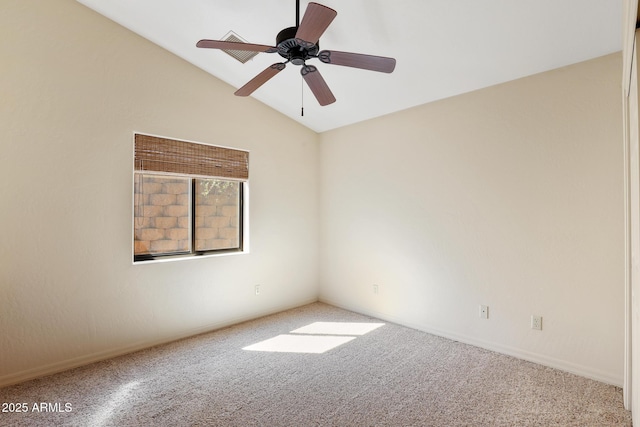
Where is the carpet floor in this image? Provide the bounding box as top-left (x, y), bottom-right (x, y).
top-left (0, 302), bottom-right (632, 426)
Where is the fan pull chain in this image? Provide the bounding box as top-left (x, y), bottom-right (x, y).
top-left (301, 75), bottom-right (304, 116)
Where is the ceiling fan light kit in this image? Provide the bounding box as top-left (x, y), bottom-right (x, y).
top-left (196, 1), bottom-right (396, 107)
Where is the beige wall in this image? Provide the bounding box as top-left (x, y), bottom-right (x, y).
top-left (319, 53), bottom-right (624, 385)
top-left (0, 0), bottom-right (319, 386)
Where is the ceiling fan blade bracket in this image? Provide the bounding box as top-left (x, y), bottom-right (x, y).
top-left (318, 50), bottom-right (331, 64)
top-left (295, 38), bottom-right (317, 50)
top-left (301, 64), bottom-right (317, 76)
top-left (271, 63), bottom-right (286, 71)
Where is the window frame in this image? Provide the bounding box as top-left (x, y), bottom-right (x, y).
top-left (190, 177), bottom-right (245, 257)
top-left (132, 133), bottom-right (249, 264)
top-left (133, 174), bottom-right (247, 263)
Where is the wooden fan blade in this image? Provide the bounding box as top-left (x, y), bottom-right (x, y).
top-left (235, 63), bottom-right (286, 97)
top-left (196, 39), bottom-right (277, 53)
top-left (301, 65), bottom-right (335, 106)
top-left (318, 50), bottom-right (396, 73)
top-left (295, 2), bottom-right (337, 46)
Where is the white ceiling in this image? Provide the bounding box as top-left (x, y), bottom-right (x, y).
top-left (76, 0), bottom-right (622, 133)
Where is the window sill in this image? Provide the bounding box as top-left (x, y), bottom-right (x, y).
top-left (132, 249), bottom-right (249, 265)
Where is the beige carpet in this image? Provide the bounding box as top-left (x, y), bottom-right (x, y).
top-left (0, 303), bottom-right (631, 426)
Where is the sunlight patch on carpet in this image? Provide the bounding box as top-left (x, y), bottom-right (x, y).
top-left (243, 334), bottom-right (356, 353)
top-left (291, 322), bottom-right (385, 336)
top-left (243, 322), bottom-right (385, 353)
top-left (89, 380), bottom-right (140, 426)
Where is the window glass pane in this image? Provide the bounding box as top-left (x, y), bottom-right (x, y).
top-left (195, 179), bottom-right (240, 251)
top-left (134, 175), bottom-right (191, 256)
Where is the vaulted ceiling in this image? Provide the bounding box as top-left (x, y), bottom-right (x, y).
top-left (76, 0), bottom-right (621, 133)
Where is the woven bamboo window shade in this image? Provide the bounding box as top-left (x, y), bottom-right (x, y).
top-left (134, 134), bottom-right (249, 180)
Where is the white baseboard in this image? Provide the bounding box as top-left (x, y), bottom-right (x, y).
top-left (0, 298), bottom-right (319, 388)
top-left (319, 297), bottom-right (623, 388)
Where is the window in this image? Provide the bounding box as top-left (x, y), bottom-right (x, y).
top-left (133, 134), bottom-right (248, 262)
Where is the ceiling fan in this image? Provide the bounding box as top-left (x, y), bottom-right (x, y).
top-left (196, 1), bottom-right (396, 106)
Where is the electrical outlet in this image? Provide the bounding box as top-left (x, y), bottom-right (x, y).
top-left (373, 284), bottom-right (379, 295)
top-left (479, 305), bottom-right (489, 319)
top-left (255, 284), bottom-right (260, 296)
top-left (531, 315), bottom-right (542, 330)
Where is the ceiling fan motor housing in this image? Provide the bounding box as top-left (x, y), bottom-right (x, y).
top-left (276, 26), bottom-right (319, 65)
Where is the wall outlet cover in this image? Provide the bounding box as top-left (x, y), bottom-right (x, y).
top-left (531, 315), bottom-right (542, 330)
top-left (479, 305), bottom-right (489, 319)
